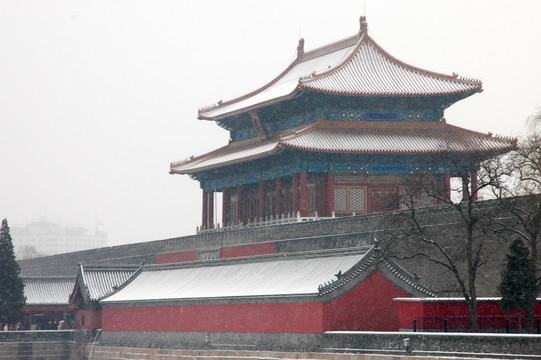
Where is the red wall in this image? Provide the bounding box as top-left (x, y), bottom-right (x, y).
top-left (323, 271), bottom-right (410, 331)
top-left (103, 302), bottom-right (323, 333)
top-left (156, 251), bottom-right (198, 264)
top-left (221, 243), bottom-right (275, 259)
top-left (75, 309), bottom-right (102, 329)
top-left (398, 299), bottom-right (541, 330)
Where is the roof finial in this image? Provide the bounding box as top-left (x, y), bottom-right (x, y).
top-left (297, 38), bottom-right (305, 58)
top-left (359, 16), bottom-right (368, 34)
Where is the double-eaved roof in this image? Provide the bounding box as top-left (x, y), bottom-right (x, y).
top-left (198, 17), bottom-right (482, 121)
top-left (101, 246), bottom-right (434, 305)
top-left (172, 17), bottom-right (514, 176)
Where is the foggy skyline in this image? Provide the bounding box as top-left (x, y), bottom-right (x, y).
top-left (1, 0), bottom-right (540, 245)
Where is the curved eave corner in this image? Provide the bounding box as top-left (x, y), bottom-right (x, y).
top-left (170, 141), bottom-right (283, 175)
top-left (99, 262), bottom-right (145, 302)
top-left (318, 246), bottom-right (437, 300)
top-left (197, 86), bottom-right (304, 122)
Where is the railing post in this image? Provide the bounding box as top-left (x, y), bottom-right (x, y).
top-left (413, 319), bottom-right (416, 332)
top-left (444, 319), bottom-right (448, 332)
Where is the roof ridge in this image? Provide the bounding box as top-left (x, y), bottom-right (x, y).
top-left (23, 276), bottom-right (74, 281)
top-left (297, 33), bottom-right (361, 63)
top-left (300, 33), bottom-right (367, 82)
top-left (144, 246), bottom-right (372, 272)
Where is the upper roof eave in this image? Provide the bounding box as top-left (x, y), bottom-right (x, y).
top-left (197, 32), bottom-right (363, 121)
top-left (197, 87), bottom-right (304, 121)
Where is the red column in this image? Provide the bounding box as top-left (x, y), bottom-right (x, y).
top-left (292, 174), bottom-right (298, 215)
top-left (327, 173), bottom-right (334, 217)
top-left (444, 175), bottom-right (451, 203)
top-left (237, 185), bottom-right (243, 225)
top-left (202, 190), bottom-right (208, 228)
top-left (300, 171), bottom-right (308, 217)
top-left (208, 190), bottom-right (214, 228)
top-left (471, 172), bottom-right (478, 201)
top-left (276, 177), bottom-right (281, 217)
top-left (259, 180), bottom-right (265, 220)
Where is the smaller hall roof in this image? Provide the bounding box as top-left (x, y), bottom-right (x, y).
top-left (101, 247), bottom-right (434, 305)
top-left (71, 263), bottom-right (141, 303)
top-left (198, 17), bottom-right (482, 121)
top-left (24, 277), bottom-right (75, 306)
top-left (170, 120), bottom-right (516, 175)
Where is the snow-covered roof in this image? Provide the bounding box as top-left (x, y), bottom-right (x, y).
top-left (170, 121), bottom-right (515, 175)
top-left (198, 17), bottom-right (482, 121)
top-left (102, 249), bottom-right (372, 304)
top-left (102, 247), bottom-right (436, 305)
top-left (72, 263), bottom-right (141, 302)
top-left (24, 277), bottom-right (75, 306)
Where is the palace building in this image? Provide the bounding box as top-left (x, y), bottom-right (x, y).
top-left (19, 17), bottom-right (536, 344)
top-left (170, 17), bottom-right (514, 231)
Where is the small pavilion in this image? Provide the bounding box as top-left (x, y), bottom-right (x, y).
top-left (170, 17), bottom-right (514, 230)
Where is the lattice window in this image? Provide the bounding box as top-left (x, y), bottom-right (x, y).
top-left (419, 191), bottom-right (433, 208)
top-left (334, 187), bottom-right (348, 212)
top-left (350, 187), bottom-right (366, 212)
top-left (334, 186), bottom-right (366, 214)
top-left (335, 174), bottom-right (366, 183)
top-left (399, 188), bottom-right (416, 209)
top-left (399, 187), bottom-right (433, 209)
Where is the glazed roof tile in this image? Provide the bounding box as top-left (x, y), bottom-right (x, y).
top-left (170, 121), bottom-right (515, 174)
top-left (102, 247), bottom-right (435, 304)
top-left (102, 249), bottom-right (369, 303)
top-left (198, 18), bottom-right (481, 120)
top-left (24, 277), bottom-right (75, 306)
top-left (301, 39), bottom-right (481, 96)
top-left (77, 264), bottom-right (141, 302)
top-left (282, 121), bottom-right (514, 154)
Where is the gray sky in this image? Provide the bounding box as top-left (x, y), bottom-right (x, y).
top-left (1, 0), bottom-right (540, 246)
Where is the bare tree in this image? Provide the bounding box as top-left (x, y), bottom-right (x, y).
top-left (488, 110), bottom-right (541, 332)
top-left (383, 153), bottom-right (503, 332)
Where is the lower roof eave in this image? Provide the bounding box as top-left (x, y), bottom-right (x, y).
top-left (100, 293), bottom-right (321, 308)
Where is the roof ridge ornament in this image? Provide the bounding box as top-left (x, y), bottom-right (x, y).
top-left (359, 16), bottom-right (368, 34)
top-left (297, 38), bottom-right (305, 59)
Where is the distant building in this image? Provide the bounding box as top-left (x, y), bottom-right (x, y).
top-left (11, 218), bottom-right (107, 259)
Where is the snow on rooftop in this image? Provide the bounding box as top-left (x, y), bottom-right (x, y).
top-left (102, 253), bottom-right (364, 303)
